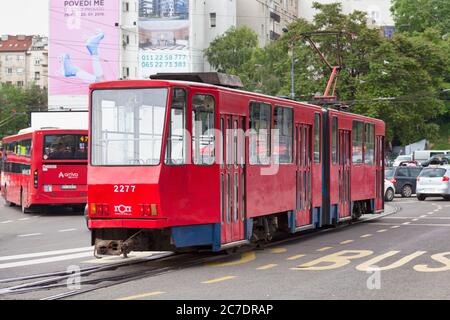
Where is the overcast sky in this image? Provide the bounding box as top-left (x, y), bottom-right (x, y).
top-left (1, 0), bottom-right (49, 36)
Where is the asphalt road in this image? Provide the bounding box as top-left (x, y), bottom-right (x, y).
top-left (1, 197), bottom-right (450, 300)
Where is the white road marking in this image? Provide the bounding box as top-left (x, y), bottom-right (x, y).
top-left (0, 252), bottom-right (93, 270)
top-left (412, 219), bottom-right (419, 222)
top-left (18, 233), bottom-right (43, 238)
top-left (420, 215), bottom-right (428, 218)
top-left (58, 229), bottom-right (77, 233)
top-left (18, 218), bottom-right (30, 221)
top-left (402, 222), bottom-right (411, 225)
top-left (0, 247), bottom-right (93, 262)
top-left (374, 222), bottom-right (450, 228)
top-left (1, 220), bottom-right (13, 224)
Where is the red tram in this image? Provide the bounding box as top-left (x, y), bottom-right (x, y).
top-left (87, 76), bottom-right (385, 255)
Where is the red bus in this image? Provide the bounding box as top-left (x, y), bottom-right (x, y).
top-left (87, 77), bottom-right (384, 256)
top-left (1, 129), bottom-right (88, 213)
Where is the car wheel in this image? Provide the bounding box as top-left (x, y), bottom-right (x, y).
top-left (417, 194), bottom-right (426, 201)
top-left (401, 185), bottom-right (413, 198)
top-left (385, 188), bottom-right (395, 202)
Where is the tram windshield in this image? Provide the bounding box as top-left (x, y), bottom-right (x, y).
top-left (91, 88), bottom-right (169, 166)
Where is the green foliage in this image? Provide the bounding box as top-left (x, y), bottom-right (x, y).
top-left (391, 0), bottom-right (450, 35)
top-left (0, 84), bottom-right (48, 139)
top-left (204, 3), bottom-right (449, 146)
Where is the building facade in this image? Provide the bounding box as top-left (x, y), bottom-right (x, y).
top-left (47, 0), bottom-right (299, 110)
top-left (298, 0), bottom-right (395, 28)
top-left (0, 35), bottom-right (32, 88)
top-left (237, 0), bottom-right (299, 47)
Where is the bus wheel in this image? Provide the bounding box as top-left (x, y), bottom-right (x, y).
top-left (21, 190), bottom-right (32, 214)
top-left (4, 186), bottom-right (14, 207)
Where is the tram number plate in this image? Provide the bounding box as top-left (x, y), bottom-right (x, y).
top-left (114, 185), bottom-right (136, 193)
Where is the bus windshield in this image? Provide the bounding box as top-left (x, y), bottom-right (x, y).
top-left (91, 88), bottom-right (168, 166)
top-left (43, 134), bottom-right (88, 160)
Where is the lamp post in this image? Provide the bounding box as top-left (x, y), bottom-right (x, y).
top-left (283, 27), bottom-right (295, 100)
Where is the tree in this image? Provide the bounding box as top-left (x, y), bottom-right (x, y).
top-left (204, 26), bottom-right (259, 75)
top-left (0, 84), bottom-right (48, 139)
top-left (391, 0), bottom-right (450, 35)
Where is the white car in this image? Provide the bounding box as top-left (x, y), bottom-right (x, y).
top-left (416, 166), bottom-right (450, 201)
top-left (392, 155), bottom-right (413, 167)
top-left (384, 179), bottom-right (395, 202)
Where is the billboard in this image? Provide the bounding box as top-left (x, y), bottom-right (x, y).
top-left (139, 0), bottom-right (190, 78)
top-left (49, 0), bottom-right (120, 96)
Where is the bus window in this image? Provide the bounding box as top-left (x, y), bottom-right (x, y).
top-left (352, 121), bottom-right (364, 164)
top-left (274, 106), bottom-right (293, 164)
top-left (43, 135), bottom-right (88, 160)
top-left (314, 113), bottom-right (321, 163)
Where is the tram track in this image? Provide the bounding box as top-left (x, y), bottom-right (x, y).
top-left (0, 205), bottom-right (398, 300)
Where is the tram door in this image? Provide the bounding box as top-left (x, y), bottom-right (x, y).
top-left (375, 136), bottom-right (385, 211)
top-left (220, 115), bottom-right (246, 244)
top-left (295, 124), bottom-right (312, 227)
top-left (339, 130), bottom-right (351, 219)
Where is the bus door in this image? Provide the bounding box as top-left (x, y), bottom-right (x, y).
top-left (295, 124), bottom-right (312, 227)
top-left (220, 114), bottom-right (246, 245)
top-left (375, 136), bottom-right (385, 211)
top-left (339, 130), bottom-right (351, 219)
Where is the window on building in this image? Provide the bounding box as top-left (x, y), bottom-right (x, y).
top-left (35, 58), bottom-right (41, 66)
top-left (364, 123), bottom-right (375, 165)
top-left (123, 2), bottom-right (129, 12)
top-left (352, 121), bottom-right (364, 164)
top-left (17, 81), bottom-right (24, 87)
top-left (210, 13), bottom-right (217, 27)
top-left (332, 116), bottom-right (338, 164)
top-left (16, 68), bottom-right (24, 75)
top-left (6, 68), bottom-right (13, 75)
top-left (249, 102), bottom-right (271, 165)
top-left (274, 106), bottom-right (293, 164)
top-left (165, 89), bottom-right (187, 165)
top-left (35, 72), bottom-right (40, 81)
top-left (314, 113), bottom-right (321, 163)
top-left (192, 94), bottom-right (215, 165)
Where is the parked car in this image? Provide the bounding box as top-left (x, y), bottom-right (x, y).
top-left (421, 155), bottom-right (450, 167)
top-left (385, 166), bottom-right (423, 198)
top-left (416, 166), bottom-right (450, 201)
top-left (399, 160), bottom-right (421, 167)
top-left (384, 179), bottom-right (395, 202)
top-left (392, 155), bottom-right (413, 167)
top-left (413, 150), bottom-right (450, 163)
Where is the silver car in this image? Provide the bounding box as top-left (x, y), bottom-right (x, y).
top-left (416, 166), bottom-right (450, 201)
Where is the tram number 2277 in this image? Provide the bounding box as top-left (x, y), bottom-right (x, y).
top-left (114, 185), bottom-right (136, 193)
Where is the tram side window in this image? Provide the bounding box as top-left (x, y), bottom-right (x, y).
top-left (249, 102), bottom-right (271, 165)
top-left (364, 123), bottom-right (375, 165)
top-left (192, 94), bottom-right (215, 165)
top-left (314, 113), bottom-right (321, 163)
top-left (274, 106), bottom-right (293, 164)
top-left (165, 88), bottom-right (186, 165)
top-left (332, 117), bottom-right (338, 164)
top-left (352, 121), bottom-right (364, 164)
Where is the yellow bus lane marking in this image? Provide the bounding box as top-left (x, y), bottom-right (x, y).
top-left (340, 240), bottom-right (354, 245)
top-left (391, 226), bottom-right (400, 229)
top-left (287, 254), bottom-right (305, 261)
top-left (377, 229), bottom-right (388, 233)
top-left (291, 250), bottom-right (373, 271)
top-left (317, 247), bottom-right (333, 252)
top-left (356, 251), bottom-right (427, 271)
top-left (117, 291), bottom-right (166, 301)
top-left (256, 264), bottom-right (278, 270)
top-left (207, 251), bottom-right (256, 267)
top-left (202, 276), bottom-right (236, 284)
top-left (414, 253), bottom-right (450, 272)
top-left (360, 234), bottom-right (372, 238)
top-left (270, 248), bottom-right (287, 254)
